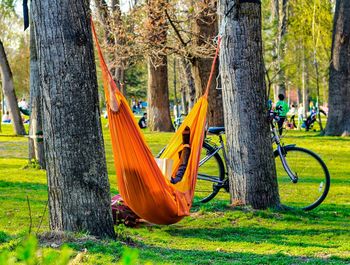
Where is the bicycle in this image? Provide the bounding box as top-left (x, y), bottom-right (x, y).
top-left (174, 113), bottom-right (186, 131)
top-left (195, 110), bottom-right (331, 211)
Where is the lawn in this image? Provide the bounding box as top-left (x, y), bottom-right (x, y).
top-left (0, 122), bottom-right (349, 264)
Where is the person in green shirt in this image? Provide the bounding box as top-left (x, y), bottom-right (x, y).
top-left (275, 94), bottom-right (289, 135)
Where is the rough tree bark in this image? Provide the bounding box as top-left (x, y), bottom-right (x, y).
top-left (192, 0), bottom-right (224, 127)
top-left (178, 61), bottom-right (188, 115)
top-left (325, 0), bottom-right (350, 136)
top-left (275, 0), bottom-right (288, 97)
top-left (0, 39), bottom-right (26, 135)
top-left (147, 56), bottom-right (173, 131)
top-left (28, 12), bottom-right (46, 168)
top-left (219, 0), bottom-right (280, 209)
top-left (146, 0), bottom-right (173, 131)
top-left (32, 0), bottom-right (115, 237)
top-left (181, 58), bottom-right (195, 110)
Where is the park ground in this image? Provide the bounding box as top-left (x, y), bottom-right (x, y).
top-left (0, 121), bottom-right (349, 264)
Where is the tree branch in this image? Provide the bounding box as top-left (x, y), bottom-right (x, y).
top-left (165, 9), bottom-right (187, 47)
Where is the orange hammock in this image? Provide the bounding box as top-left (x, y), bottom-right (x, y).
top-left (91, 20), bottom-right (220, 224)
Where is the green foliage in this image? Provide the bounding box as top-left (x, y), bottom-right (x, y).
top-left (23, 159), bottom-right (43, 170)
top-left (41, 246), bottom-right (72, 265)
top-left (0, 235), bottom-right (73, 265)
top-left (0, 231), bottom-right (10, 243)
top-left (119, 247), bottom-right (139, 265)
top-left (0, 0), bottom-right (15, 13)
top-left (284, 0), bottom-right (333, 103)
top-left (125, 62), bottom-right (147, 99)
top-left (262, 0), bottom-right (333, 104)
top-left (16, 235), bottom-right (39, 264)
top-left (10, 35), bottom-right (30, 98)
top-left (0, 0), bottom-right (30, 98)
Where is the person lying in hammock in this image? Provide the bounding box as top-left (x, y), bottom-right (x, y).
top-left (171, 126), bottom-right (191, 184)
top-left (108, 88), bottom-right (191, 184)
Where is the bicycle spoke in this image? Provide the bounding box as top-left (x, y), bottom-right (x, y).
top-left (195, 142), bottom-right (226, 203)
top-left (276, 146), bottom-right (330, 210)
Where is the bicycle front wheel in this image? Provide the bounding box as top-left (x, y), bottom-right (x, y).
top-left (195, 142), bottom-right (225, 203)
top-left (274, 146), bottom-right (330, 211)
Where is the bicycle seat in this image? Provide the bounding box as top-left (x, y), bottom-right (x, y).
top-left (208, 127), bottom-right (225, 135)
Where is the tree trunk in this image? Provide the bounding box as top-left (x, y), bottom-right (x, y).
top-left (31, 0), bottom-right (115, 238)
top-left (276, 0), bottom-right (288, 97)
top-left (181, 58), bottom-right (195, 110)
top-left (314, 60), bottom-right (324, 131)
top-left (302, 55), bottom-right (308, 118)
top-left (192, 0), bottom-right (224, 127)
top-left (111, 0), bottom-right (127, 96)
top-left (219, 0), bottom-right (280, 209)
top-left (322, 76), bottom-right (328, 106)
top-left (115, 67), bottom-right (126, 95)
top-left (0, 39), bottom-right (26, 135)
top-left (297, 87), bottom-right (302, 106)
top-left (28, 16), bottom-right (46, 168)
top-left (271, 0), bottom-right (279, 23)
top-left (325, 0), bottom-right (350, 136)
top-left (94, 0), bottom-right (127, 96)
top-left (147, 56), bottom-right (174, 131)
top-left (192, 56), bottom-right (224, 126)
top-left (179, 70), bottom-right (188, 115)
top-left (146, 0), bottom-right (173, 132)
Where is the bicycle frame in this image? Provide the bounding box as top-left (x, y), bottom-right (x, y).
top-left (198, 133), bottom-right (228, 185)
top-left (270, 117), bottom-right (299, 183)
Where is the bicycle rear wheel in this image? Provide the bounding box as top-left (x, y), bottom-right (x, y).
top-left (195, 142), bottom-right (225, 203)
top-left (274, 146), bottom-right (330, 210)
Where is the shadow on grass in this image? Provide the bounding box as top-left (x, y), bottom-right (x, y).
top-left (250, 204), bottom-right (350, 225)
top-left (139, 245), bottom-right (349, 265)
top-left (0, 163), bottom-right (26, 170)
top-left (73, 239), bottom-right (349, 265)
top-left (164, 226), bottom-right (346, 249)
top-left (0, 230), bottom-right (11, 243)
top-left (0, 180), bottom-right (47, 191)
top-left (191, 200), bottom-right (350, 221)
top-left (286, 133), bottom-right (350, 141)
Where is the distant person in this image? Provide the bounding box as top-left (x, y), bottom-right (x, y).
top-left (131, 97), bottom-right (137, 113)
top-left (18, 98), bottom-right (30, 116)
top-left (275, 94), bottom-right (289, 135)
top-left (297, 103), bottom-right (304, 130)
top-left (138, 113), bottom-right (147, 129)
top-left (18, 98), bottom-right (29, 110)
top-left (288, 104), bottom-right (297, 128)
top-left (305, 107), bottom-right (317, 131)
top-left (2, 111), bottom-right (11, 123)
top-left (139, 100), bottom-right (143, 110)
top-left (309, 101), bottom-right (314, 112)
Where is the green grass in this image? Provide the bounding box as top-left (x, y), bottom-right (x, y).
top-left (0, 122), bottom-right (349, 264)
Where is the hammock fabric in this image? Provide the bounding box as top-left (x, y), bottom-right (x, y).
top-left (91, 20), bottom-right (220, 224)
